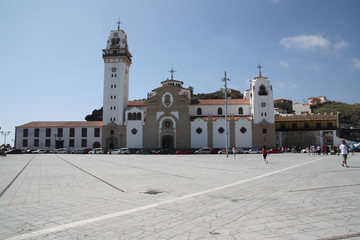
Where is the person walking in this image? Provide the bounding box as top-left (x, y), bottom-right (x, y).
top-left (338, 140), bottom-right (349, 168)
top-left (262, 145), bottom-right (268, 163)
top-left (232, 146), bottom-right (237, 159)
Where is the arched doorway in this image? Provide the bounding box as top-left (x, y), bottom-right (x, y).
top-left (162, 135), bottom-right (173, 149)
top-left (105, 137), bottom-right (118, 150)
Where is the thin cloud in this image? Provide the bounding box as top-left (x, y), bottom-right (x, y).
top-left (280, 34), bottom-right (330, 50)
top-left (352, 58), bottom-right (360, 69)
top-left (309, 63), bottom-right (321, 72)
top-left (276, 81), bottom-right (297, 89)
top-left (279, 60), bottom-right (289, 68)
top-left (334, 40), bottom-right (349, 50)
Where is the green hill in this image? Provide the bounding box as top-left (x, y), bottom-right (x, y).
top-left (312, 102), bottom-right (360, 128)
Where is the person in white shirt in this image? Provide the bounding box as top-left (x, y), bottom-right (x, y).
top-left (338, 140), bottom-right (349, 168)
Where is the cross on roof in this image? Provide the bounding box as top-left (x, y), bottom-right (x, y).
top-left (117, 20), bottom-right (122, 30)
top-left (257, 64), bottom-right (262, 77)
top-left (169, 67), bottom-right (176, 80)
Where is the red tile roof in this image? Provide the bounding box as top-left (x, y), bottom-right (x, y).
top-left (191, 116), bottom-right (252, 121)
top-left (128, 100), bottom-right (146, 106)
top-left (17, 121), bottom-right (103, 128)
top-left (191, 99), bottom-right (250, 105)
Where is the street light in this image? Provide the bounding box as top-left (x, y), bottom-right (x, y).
top-left (222, 71), bottom-right (230, 158)
top-left (1, 131), bottom-right (11, 147)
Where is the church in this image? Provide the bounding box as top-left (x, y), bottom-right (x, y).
top-left (15, 25), bottom-right (276, 151)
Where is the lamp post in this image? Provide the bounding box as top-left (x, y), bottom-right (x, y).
top-left (222, 71), bottom-right (230, 158)
top-left (1, 131), bottom-right (11, 147)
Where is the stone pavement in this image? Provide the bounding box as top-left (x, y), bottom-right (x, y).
top-left (0, 153), bottom-right (359, 240)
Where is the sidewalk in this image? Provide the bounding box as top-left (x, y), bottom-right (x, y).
top-left (0, 153), bottom-right (359, 239)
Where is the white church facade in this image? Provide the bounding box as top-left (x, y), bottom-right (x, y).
top-left (15, 26), bottom-right (276, 151)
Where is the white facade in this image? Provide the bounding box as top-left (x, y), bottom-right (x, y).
top-left (190, 118), bottom-right (208, 148)
top-left (103, 29), bottom-right (131, 125)
top-left (234, 118), bottom-right (252, 148)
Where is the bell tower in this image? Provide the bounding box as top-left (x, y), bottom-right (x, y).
top-left (102, 22), bottom-right (132, 126)
top-left (102, 22), bottom-right (132, 149)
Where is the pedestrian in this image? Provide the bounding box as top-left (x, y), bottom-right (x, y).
top-left (232, 146), bottom-right (236, 159)
top-left (262, 145), bottom-right (268, 163)
top-left (338, 140), bottom-right (349, 168)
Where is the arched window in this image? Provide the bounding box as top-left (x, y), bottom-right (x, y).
top-left (128, 113), bottom-right (132, 120)
top-left (137, 112), bottom-right (141, 120)
top-left (258, 85), bottom-right (268, 96)
top-left (132, 112), bottom-right (137, 120)
top-left (197, 108), bottom-right (202, 115)
top-left (238, 107), bottom-right (243, 114)
top-left (217, 107), bottom-right (223, 115)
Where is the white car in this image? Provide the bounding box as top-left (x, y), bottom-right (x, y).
top-left (55, 148), bottom-right (67, 154)
top-left (245, 148), bottom-right (262, 154)
top-left (194, 147), bottom-right (211, 154)
top-left (89, 148), bottom-right (104, 154)
top-left (108, 149), bottom-right (121, 154)
top-left (120, 148), bottom-right (130, 154)
top-left (33, 149), bottom-right (46, 154)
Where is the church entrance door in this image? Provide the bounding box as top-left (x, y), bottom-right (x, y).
top-left (162, 135), bottom-right (173, 149)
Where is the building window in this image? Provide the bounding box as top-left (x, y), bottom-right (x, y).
top-left (69, 128), bottom-right (75, 137)
top-left (34, 128), bottom-right (39, 138)
top-left (69, 139), bottom-right (75, 147)
top-left (81, 139), bottom-right (87, 148)
top-left (82, 128), bottom-right (87, 137)
top-left (128, 113), bottom-right (133, 120)
top-left (94, 128), bottom-right (100, 137)
top-left (196, 127), bottom-right (203, 134)
top-left (23, 129), bottom-right (28, 138)
top-left (258, 85), bottom-right (268, 95)
top-left (328, 122), bottom-right (333, 128)
top-left (46, 128), bottom-right (51, 137)
top-left (238, 107), bottom-right (243, 114)
top-left (112, 67), bottom-right (117, 72)
top-left (292, 123), bottom-right (297, 129)
top-left (197, 108), bottom-right (202, 115)
top-left (304, 123), bottom-right (309, 129)
top-left (34, 139), bottom-right (39, 147)
top-left (316, 122), bottom-right (321, 128)
top-left (262, 128), bottom-right (267, 134)
top-left (132, 112), bottom-right (137, 120)
top-left (281, 124), bottom-right (286, 130)
top-left (163, 120), bottom-right (172, 129)
top-left (45, 139), bottom-right (51, 147)
top-left (261, 102), bottom-right (266, 107)
top-left (218, 127), bottom-right (225, 134)
top-left (131, 128), bottom-right (138, 135)
top-left (58, 128), bottom-right (63, 137)
top-left (240, 127), bottom-right (247, 134)
top-left (110, 130), bottom-right (114, 135)
top-left (23, 139), bottom-right (28, 147)
top-left (217, 107), bottom-right (223, 115)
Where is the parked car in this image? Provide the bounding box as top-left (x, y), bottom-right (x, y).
top-left (136, 149), bottom-right (149, 154)
top-left (175, 149), bottom-right (191, 154)
top-left (71, 149), bottom-right (84, 154)
top-left (109, 149), bottom-right (121, 154)
top-left (83, 148), bottom-right (92, 154)
top-left (53, 148), bottom-right (67, 154)
top-left (157, 149), bottom-right (172, 154)
top-left (194, 147), bottom-right (211, 154)
top-left (120, 148), bottom-right (130, 154)
top-left (0, 148), bottom-right (6, 156)
top-left (218, 148), bottom-right (244, 154)
top-left (88, 148), bottom-right (104, 154)
top-left (33, 149), bottom-right (47, 154)
top-left (269, 148), bottom-right (281, 154)
top-left (210, 148), bottom-right (222, 154)
top-left (244, 148), bottom-right (262, 154)
top-left (6, 149), bottom-right (22, 154)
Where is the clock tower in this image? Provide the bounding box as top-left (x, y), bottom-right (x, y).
top-left (102, 23), bottom-right (132, 149)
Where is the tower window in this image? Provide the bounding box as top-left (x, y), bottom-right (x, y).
top-left (261, 102), bottom-right (266, 107)
top-left (258, 85), bottom-right (268, 96)
top-left (163, 120), bottom-right (172, 129)
top-left (217, 107), bottom-right (223, 115)
top-left (197, 108), bottom-right (202, 115)
top-left (263, 128), bottom-right (267, 134)
top-left (238, 107), bottom-right (243, 114)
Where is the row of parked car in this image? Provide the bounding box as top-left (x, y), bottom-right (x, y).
top-left (1, 147), bottom-right (283, 156)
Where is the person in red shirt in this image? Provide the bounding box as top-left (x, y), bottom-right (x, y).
top-left (262, 145), bottom-right (268, 163)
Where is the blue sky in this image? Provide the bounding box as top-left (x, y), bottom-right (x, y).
top-left (1, 0), bottom-right (359, 146)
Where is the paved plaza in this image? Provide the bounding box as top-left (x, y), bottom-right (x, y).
top-left (0, 152), bottom-right (359, 240)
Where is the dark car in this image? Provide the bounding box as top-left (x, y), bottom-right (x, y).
top-left (210, 148), bottom-right (222, 154)
top-left (6, 149), bottom-right (22, 154)
top-left (157, 149), bottom-right (172, 154)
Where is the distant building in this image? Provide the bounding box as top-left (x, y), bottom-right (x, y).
top-left (308, 96), bottom-right (331, 105)
top-left (293, 102), bottom-right (312, 115)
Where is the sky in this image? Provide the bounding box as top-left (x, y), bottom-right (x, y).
top-left (1, 0), bottom-right (359, 146)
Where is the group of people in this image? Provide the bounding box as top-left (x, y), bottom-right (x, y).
top-left (231, 140), bottom-right (352, 167)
